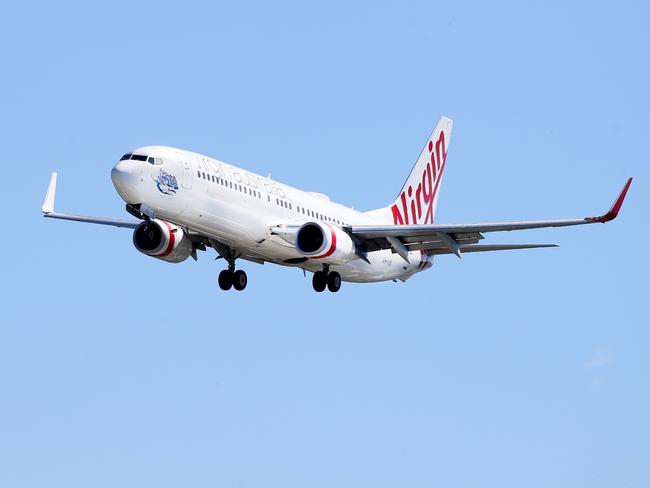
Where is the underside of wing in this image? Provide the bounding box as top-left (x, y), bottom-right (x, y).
top-left (425, 243), bottom-right (558, 256)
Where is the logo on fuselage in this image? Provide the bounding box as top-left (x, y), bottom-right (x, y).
top-left (390, 130), bottom-right (448, 225)
top-left (154, 169), bottom-right (179, 195)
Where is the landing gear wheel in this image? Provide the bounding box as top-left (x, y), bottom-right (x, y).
top-left (233, 270), bottom-right (248, 291)
top-left (218, 270), bottom-right (233, 290)
top-left (327, 271), bottom-right (341, 293)
top-left (312, 271), bottom-right (327, 292)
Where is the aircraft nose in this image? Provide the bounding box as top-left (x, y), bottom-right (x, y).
top-left (111, 160), bottom-right (142, 203)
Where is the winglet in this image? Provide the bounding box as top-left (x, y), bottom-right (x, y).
top-left (42, 172), bottom-right (58, 214)
top-left (587, 177), bottom-right (633, 223)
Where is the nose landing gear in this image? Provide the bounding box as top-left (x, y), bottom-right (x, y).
top-left (312, 265), bottom-right (341, 293)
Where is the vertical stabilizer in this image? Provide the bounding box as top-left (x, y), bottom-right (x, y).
top-left (366, 116), bottom-right (453, 224)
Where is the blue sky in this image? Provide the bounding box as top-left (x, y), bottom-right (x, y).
top-left (1, 1), bottom-right (648, 486)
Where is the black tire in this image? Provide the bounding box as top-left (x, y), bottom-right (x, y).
top-left (233, 270), bottom-right (248, 291)
top-left (218, 269), bottom-right (233, 290)
top-left (327, 271), bottom-right (341, 293)
top-left (312, 271), bottom-right (327, 292)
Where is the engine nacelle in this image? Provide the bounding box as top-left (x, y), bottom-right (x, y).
top-left (132, 219), bottom-right (193, 263)
top-left (295, 221), bottom-right (357, 265)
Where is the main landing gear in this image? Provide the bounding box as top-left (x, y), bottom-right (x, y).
top-left (214, 242), bottom-right (247, 292)
top-left (312, 265), bottom-right (341, 293)
top-left (218, 267), bottom-right (247, 291)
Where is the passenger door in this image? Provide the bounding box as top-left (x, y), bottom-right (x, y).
top-left (182, 160), bottom-right (193, 189)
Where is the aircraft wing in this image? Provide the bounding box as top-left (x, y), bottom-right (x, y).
top-left (42, 172), bottom-right (140, 228)
top-left (348, 178), bottom-right (632, 261)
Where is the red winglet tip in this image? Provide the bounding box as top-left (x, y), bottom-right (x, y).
top-left (589, 177), bottom-right (633, 223)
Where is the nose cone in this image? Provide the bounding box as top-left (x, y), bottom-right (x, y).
top-left (111, 160), bottom-right (142, 203)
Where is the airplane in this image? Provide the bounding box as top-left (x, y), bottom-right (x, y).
top-left (41, 116), bottom-right (632, 293)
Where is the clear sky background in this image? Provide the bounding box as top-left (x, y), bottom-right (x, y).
top-left (1, 1), bottom-right (648, 487)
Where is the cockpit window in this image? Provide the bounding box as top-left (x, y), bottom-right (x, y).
top-left (120, 153), bottom-right (161, 164)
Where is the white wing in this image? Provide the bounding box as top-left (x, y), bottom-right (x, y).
top-left (349, 178), bottom-right (632, 260)
top-left (42, 172), bottom-right (140, 229)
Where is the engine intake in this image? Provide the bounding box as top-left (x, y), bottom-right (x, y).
top-left (133, 219), bottom-right (193, 263)
top-left (295, 221), bottom-right (357, 265)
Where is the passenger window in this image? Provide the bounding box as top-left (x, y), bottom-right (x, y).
top-left (197, 171), bottom-right (201, 177)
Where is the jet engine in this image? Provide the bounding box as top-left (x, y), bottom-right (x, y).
top-left (295, 221), bottom-right (357, 265)
top-left (132, 219), bottom-right (193, 263)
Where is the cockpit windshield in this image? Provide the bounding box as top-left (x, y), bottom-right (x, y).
top-left (119, 153), bottom-right (162, 165)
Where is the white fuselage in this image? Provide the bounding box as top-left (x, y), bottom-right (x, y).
top-left (111, 145), bottom-right (432, 283)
